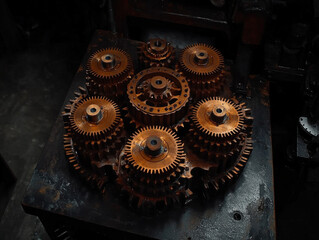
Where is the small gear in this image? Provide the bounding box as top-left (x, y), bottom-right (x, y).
top-left (138, 38), bottom-right (175, 67)
top-left (116, 126), bottom-right (192, 211)
top-left (179, 43), bottom-right (225, 99)
top-left (86, 48), bottom-right (134, 99)
top-left (188, 97), bottom-right (253, 192)
top-left (126, 67), bottom-right (190, 128)
top-left (63, 94), bottom-right (124, 192)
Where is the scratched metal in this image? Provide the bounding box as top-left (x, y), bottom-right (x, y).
top-left (22, 30), bottom-right (275, 240)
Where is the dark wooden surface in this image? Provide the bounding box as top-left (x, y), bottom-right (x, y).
top-left (22, 30), bottom-right (275, 240)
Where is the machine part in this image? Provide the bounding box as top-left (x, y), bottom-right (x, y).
top-left (138, 38), bottom-right (175, 68)
top-left (116, 126), bottom-right (192, 211)
top-left (67, 96), bottom-right (122, 142)
top-left (199, 136), bottom-right (253, 192)
top-left (179, 43), bottom-right (225, 99)
top-left (86, 48), bottom-right (134, 99)
top-left (126, 67), bottom-right (190, 128)
top-left (63, 94), bottom-right (124, 191)
top-left (188, 97), bottom-right (253, 191)
top-left (299, 117), bottom-right (319, 137)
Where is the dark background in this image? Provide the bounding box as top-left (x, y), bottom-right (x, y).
top-left (0, 0), bottom-right (318, 239)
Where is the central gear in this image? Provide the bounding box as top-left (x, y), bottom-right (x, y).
top-left (117, 126), bottom-right (192, 211)
top-left (86, 48), bottom-right (134, 99)
top-left (179, 43), bottom-right (225, 99)
top-left (126, 67), bottom-right (190, 127)
top-left (138, 38), bottom-right (175, 67)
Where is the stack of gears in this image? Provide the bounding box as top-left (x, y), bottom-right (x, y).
top-left (62, 38), bottom-right (254, 213)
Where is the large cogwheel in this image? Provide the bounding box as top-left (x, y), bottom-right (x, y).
top-left (138, 38), bottom-right (175, 68)
top-left (179, 43), bottom-right (225, 99)
top-left (125, 67), bottom-right (190, 130)
top-left (86, 48), bottom-right (134, 99)
top-left (63, 94), bottom-right (124, 192)
top-left (116, 126), bottom-right (192, 212)
top-left (188, 97), bottom-right (253, 191)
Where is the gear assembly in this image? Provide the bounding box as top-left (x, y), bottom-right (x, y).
top-left (62, 40), bottom-right (254, 213)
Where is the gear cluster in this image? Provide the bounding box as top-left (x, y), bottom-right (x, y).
top-left (62, 40), bottom-right (253, 213)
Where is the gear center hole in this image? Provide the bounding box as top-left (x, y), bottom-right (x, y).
top-left (155, 40), bottom-right (162, 47)
top-left (151, 139), bottom-right (158, 145)
top-left (216, 108), bottom-right (222, 113)
top-left (156, 80), bottom-right (163, 85)
top-left (90, 108), bottom-right (97, 113)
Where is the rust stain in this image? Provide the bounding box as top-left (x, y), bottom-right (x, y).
top-left (39, 186), bottom-right (50, 194)
top-left (52, 191), bottom-right (60, 202)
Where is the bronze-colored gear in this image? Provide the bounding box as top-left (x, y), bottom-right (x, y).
top-left (69, 96), bottom-right (121, 141)
top-left (125, 126), bottom-right (185, 174)
top-left (63, 94), bottom-right (125, 192)
top-left (116, 126), bottom-right (192, 211)
top-left (127, 67), bottom-right (190, 128)
top-left (190, 96), bottom-right (252, 157)
top-left (86, 48), bottom-right (134, 99)
top-left (138, 38), bottom-right (175, 67)
top-left (187, 97), bottom-right (253, 192)
top-left (179, 43), bottom-right (225, 99)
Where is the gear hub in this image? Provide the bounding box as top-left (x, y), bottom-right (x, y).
top-left (138, 38), bottom-right (175, 68)
top-left (126, 67), bottom-right (190, 128)
top-left (116, 126), bottom-right (192, 211)
top-left (86, 48), bottom-right (134, 100)
top-left (179, 43), bottom-right (225, 99)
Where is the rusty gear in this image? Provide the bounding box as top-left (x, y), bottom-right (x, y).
top-left (138, 38), bottom-right (175, 67)
top-left (179, 43), bottom-right (225, 99)
top-left (126, 67), bottom-right (190, 128)
top-left (86, 48), bottom-right (134, 99)
top-left (116, 126), bottom-right (192, 211)
top-left (63, 94), bottom-right (124, 192)
top-left (67, 96), bottom-right (122, 141)
top-left (188, 97), bottom-right (253, 191)
top-left (190, 96), bottom-right (252, 157)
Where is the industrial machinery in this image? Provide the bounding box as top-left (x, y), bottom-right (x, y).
top-left (62, 39), bottom-right (254, 213)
